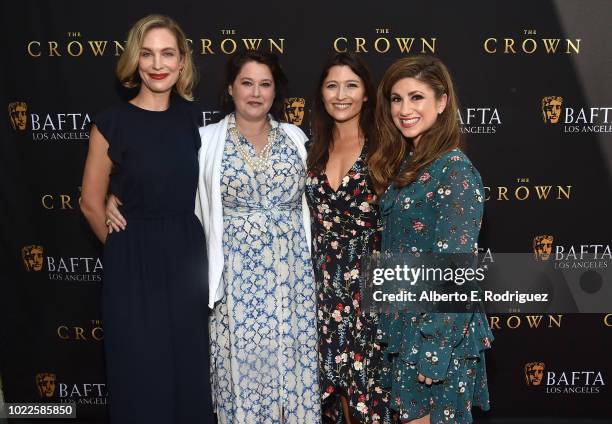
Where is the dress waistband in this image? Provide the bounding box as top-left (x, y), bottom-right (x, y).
top-left (223, 202), bottom-right (300, 218)
top-left (223, 203), bottom-right (302, 236)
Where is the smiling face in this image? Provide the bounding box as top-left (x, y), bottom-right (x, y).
top-left (137, 27), bottom-right (183, 96)
top-left (390, 77), bottom-right (447, 145)
top-left (321, 65), bottom-right (367, 125)
top-left (228, 61), bottom-right (275, 122)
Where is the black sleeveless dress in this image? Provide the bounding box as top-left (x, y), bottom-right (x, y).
top-left (93, 97), bottom-right (213, 423)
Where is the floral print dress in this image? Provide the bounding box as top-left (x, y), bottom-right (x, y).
top-left (305, 147), bottom-right (391, 424)
top-left (378, 149), bottom-right (494, 424)
top-left (210, 114), bottom-right (321, 423)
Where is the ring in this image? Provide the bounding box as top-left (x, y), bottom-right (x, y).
top-left (105, 218), bottom-right (112, 226)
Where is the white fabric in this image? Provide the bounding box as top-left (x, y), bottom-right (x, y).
top-left (195, 115), bottom-right (311, 308)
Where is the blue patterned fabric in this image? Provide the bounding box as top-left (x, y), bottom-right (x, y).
top-left (210, 114), bottom-right (321, 423)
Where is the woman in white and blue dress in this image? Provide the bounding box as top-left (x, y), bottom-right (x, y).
top-left (196, 51), bottom-right (321, 423)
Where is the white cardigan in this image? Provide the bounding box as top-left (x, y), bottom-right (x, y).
top-left (195, 115), bottom-right (312, 308)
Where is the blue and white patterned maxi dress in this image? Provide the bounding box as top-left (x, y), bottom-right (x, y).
top-left (210, 114), bottom-right (321, 423)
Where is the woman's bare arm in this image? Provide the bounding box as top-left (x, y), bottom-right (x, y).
top-left (80, 125), bottom-right (113, 243)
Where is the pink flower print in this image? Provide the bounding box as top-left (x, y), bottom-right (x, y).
top-left (419, 172), bottom-right (431, 183)
top-left (359, 202), bottom-right (371, 212)
top-left (332, 309), bottom-right (343, 322)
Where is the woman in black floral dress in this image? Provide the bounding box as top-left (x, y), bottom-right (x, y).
top-left (305, 53), bottom-right (391, 424)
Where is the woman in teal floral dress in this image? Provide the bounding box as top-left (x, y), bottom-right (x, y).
top-left (369, 56), bottom-right (494, 424)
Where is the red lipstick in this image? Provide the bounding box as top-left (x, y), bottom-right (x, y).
top-left (149, 73), bottom-right (169, 80)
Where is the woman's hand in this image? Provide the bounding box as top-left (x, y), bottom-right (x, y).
top-left (105, 194), bottom-right (126, 233)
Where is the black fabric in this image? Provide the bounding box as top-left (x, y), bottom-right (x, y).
top-left (97, 97), bottom-right (212, 423)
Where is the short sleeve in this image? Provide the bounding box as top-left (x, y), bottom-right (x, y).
top-left (178, 98), bottom-right (203, 151)
top-left (91, 107), bottom-right (123, 165)
top-left (190, 101), bottom-right (204, 128)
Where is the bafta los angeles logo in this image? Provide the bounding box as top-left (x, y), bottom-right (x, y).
top-left (525, 362), bottom-right (545, 386)
top-left (533, 235), bottom-right (554, 261)
top-left (284, 97), bottom-right (305, 126)
top-left (36, 372), bottom-right (56, 397)
top-left (22, 245), bottom-right (44, 271)
top-left (8, 101), bottom-right (28, 131)
top-left (542, 96), bottom-right (563, 124)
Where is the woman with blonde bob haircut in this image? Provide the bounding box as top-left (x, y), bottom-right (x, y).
top-left (81, 14), bottom-right (212, 423)
top-left (116, 14), bottom-right (196, 100)
top-left (371, 56), bottom-right (494, 423)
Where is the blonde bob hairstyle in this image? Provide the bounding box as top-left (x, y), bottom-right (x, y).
top-left (116, 14), bottom-right (196, 101)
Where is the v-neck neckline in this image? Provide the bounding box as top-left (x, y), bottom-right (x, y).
top-left (323, 147), bottom-right (364, 193)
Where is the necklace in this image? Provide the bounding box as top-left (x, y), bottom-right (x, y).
top-left (229, 123), bottom-right (277, 172)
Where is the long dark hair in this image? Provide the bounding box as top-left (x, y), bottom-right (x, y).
top-left (370, 56), bottom-right (462, 195)
top-left (307, 53), bottom-right (376, 173)
top-left (219, 50), bottom-right (288, 121)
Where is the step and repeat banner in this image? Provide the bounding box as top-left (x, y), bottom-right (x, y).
top-left (1, 0), bottom-right (611, 422)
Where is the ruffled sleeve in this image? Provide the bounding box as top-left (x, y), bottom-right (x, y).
top-left (91, 107), bottom-right (123, 165)
top-left (415, 157), bottom-right (485, 381)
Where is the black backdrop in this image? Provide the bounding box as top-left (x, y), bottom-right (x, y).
top-left (1, 0), bottom-right (611, 422)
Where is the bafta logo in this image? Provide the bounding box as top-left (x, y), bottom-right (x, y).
top-left (35, 373), bottom-right (56, 397)
top-left (22, 245), bottom-right (44, 271)
top-left (541, 96), bottom-right (563, 124)
top-left (284, 97), bottom-right (305, 125)
top-left (533, 235), bottom-right (554, 261)
top-left (8, 102), bottom-right (28, 131)
top-left (524, 362), bottom-right (545, 386)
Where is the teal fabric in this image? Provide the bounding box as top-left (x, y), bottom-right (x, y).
top-left (378, 149), bottom-right (494, 423)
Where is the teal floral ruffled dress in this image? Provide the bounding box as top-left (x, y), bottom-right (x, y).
top-left (378, 149), bottom-right (493, 423)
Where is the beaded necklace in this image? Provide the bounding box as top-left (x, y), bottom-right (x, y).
top-left (228, 114), bottom-right (279, 172)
